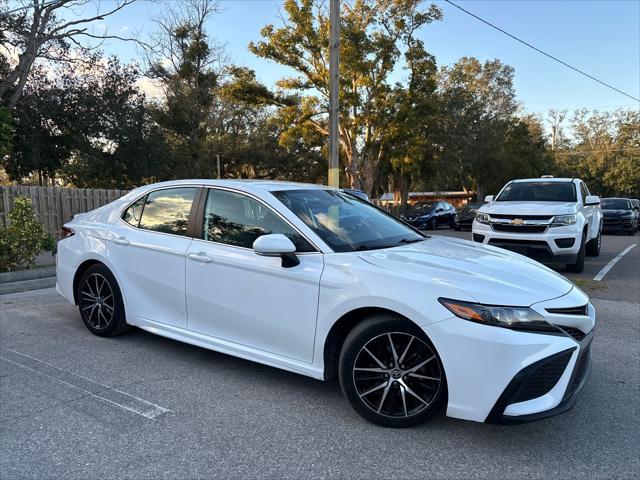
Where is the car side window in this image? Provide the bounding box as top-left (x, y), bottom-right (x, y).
top-left (138, 187), bottom-right (198, 236)
top-left (203, 189), bottom-right (315, 252)
top-left (579, 183), bottom-right (588, 204)
top-left (122, 196), bottom-right (146, 227)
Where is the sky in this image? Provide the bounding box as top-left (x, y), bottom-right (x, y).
top-left (25, 0), bottom-right (640, 116)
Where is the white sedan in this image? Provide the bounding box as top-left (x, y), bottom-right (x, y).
top-left (56, 180), bottom-right (594, 427)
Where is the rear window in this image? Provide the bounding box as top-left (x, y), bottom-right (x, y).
top-left (496, 182), bottom-right (577, 202)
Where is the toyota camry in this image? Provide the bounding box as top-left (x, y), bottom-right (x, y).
top-left (56, 180), bottom-right (594, 427)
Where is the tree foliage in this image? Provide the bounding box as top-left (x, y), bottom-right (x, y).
top-left (249, 0), bottom-right (442, 194)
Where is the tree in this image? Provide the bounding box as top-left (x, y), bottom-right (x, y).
top-left (2, 63), bottom-right (70, 184)
top-left (1, 54), bottom-right (170, 187)
top-left (431, 57), bottom-right (551, 200)
top-left (554, 109), bottom-right (640, 197)
top-left (146, 0), bottom-right (223, 178)
top-left (1, 0), bottom-right (142, 108)
top-left (249, 0), bottom-right (442, 194)
top-left (59, 58), bottom-right (171, 188)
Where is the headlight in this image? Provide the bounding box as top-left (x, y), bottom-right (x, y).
top-left (438, 298), bottom-right (555, 332)
top-left (551, 214), bottom-right (577, 226)
top-left (475, 212), bottom-right (490, 224)
top-left (621, 212), bottom-right (634, 218)
top-left (419, 214), bottom-right (431, 220)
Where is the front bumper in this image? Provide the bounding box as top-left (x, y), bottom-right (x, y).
top-left (472, 220), bottom-right (582, 263)
top-left (602, 218), bottom-right (634, 232)
top-left (423, 288), bottom-right (595, 423)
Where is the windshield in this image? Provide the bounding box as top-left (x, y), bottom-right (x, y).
top-left (273, 189), bottom-right (425, 252)
top-left (496, 182), bottom-right (577, 202)
top-left (406, 202), bottom-right (434, 214)
top-left (601, 199), bottom-right (631, 210)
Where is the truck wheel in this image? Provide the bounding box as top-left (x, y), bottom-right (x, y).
top-left (586, 231), bottom-right (601, 257)
top-left (567, 234), bottom-right (586, 273)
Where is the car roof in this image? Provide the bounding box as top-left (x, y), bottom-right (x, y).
top-left (511, 178), bottom-right (576, 183)
top-left (131, 179), bottom-right (331, 195)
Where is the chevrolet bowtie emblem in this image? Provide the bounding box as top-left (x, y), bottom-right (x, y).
top-left (510, 218), bottom-right (525, 225)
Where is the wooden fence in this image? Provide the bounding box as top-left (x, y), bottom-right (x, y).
top-left (0, 186), bottom-right (129, 236)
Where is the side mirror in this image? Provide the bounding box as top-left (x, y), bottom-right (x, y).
top-left (253, 234), bottom-right (299, 268)
top-left (484, 195), bottom-right (494, 203)
top-left (436, 208), bottom-right (444, 213)
top-left (585, 195), bottom-right (600, 206)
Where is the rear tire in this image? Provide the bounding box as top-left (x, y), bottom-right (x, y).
top-left (567, 233), bottom-right (586, 273)
top-left (76, 264), bottom-right (129, 337)
top-left (586, 230), bottom-right (601, 257)
top-left (338, 314), bottom-right (446, 428)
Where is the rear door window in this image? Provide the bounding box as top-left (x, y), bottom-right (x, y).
top-left (138, 187), bottom-right (198, 236)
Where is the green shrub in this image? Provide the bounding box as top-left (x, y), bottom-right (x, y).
top-left (0, 196), bottom-right (51, 272)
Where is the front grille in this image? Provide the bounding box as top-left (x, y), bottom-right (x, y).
top-left (546, 305), bottom-right (588, 316)
top-left (604, 218), bottom-right (621, 225)
top-left (571, 346), bottom-right (591, 391)
top-left (492, 224), bottom-right (548, 233)
top-left (489, 214), bottom-right (553, 220)
top-left (510, 350), bottom-right (573, 403)
top-left (560, 326), bottom-right (587, 342)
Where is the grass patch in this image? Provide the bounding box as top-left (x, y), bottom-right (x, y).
top-left (573, 278), bottom-right (608, 292)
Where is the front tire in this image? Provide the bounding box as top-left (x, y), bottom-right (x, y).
top-left (586, 230), bottom-right (601, 257)
top-left (338, 315), bottom-right (446, 428)
top-left (567, 233), bottom-right (586, 273)
top-left (77, 264), bottom-right (129, 337)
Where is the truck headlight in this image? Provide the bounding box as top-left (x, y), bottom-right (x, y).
top-left (439, 298), bottom-right (556, 332)
top-left (475, 212), bottom-right (490, 224)
top-left (552, 214), bottom-right (577, 226)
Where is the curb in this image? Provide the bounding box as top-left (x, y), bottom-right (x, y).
top-left (0, 266), bottom-right (56, 284)
top-left (0, 276), bottom-right (57, 295)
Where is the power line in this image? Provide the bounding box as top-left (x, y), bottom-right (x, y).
top-left (443, 0), bottom-right (640, 103)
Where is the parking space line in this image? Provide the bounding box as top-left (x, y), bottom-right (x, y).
top-left (593, 244), bottom-right (638, 281)
top-left (0, 347), bottom-right (171, 420)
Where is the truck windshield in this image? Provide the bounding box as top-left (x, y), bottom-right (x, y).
top-left (273, 189), bottom-right (425, 252)
top-left (495, 182), bottom-right (577, 202)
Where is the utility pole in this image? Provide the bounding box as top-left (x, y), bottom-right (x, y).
top-left (216, 154), bottom-right (221, 179)
top-left (328, 0), bottom-right (340, 188)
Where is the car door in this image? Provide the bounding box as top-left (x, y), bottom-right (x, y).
top-left (185, 187), bottom-right (323, 363)
top-left (107, 186), bottom-right (200, 329)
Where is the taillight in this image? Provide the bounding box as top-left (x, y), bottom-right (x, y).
top-left (60, 226), bottom-right (75, 239)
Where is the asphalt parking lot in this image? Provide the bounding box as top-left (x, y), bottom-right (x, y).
top-left (1, 231), bottom-right (638, 479)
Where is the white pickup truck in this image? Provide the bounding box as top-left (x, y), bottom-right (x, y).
top-left (472, 177), bottom-right (603, 273)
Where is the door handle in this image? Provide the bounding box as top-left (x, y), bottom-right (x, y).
top-left (111, 236), bottom-right (130, 246)
top-left (187, 252), bottom-right (213, 263)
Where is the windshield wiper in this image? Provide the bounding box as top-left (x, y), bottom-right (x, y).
top-left (398, 238), bottom-right (424, 244)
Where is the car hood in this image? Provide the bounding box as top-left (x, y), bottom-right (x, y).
top-left (602, 209), bottom-right (633, 217)
top-left (479, 201), bottom-right (576, 216)
top-left (358, 236), bottom-right (574, 306)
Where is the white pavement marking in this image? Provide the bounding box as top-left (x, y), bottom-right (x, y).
top-left (593, 243), bottom-right (638, 282)
top-left (0, 347), bottom-right (171, 419)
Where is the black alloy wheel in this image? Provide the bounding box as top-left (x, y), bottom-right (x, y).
top-left (77, 264), bottom-right (129, 337)
top-left (339, 315), bottom-right (446, 428)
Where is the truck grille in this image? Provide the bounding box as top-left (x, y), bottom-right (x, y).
top-left (492, 224), bottom-right (548, 234)
top-left (489, 214), bottom-right (554, 220)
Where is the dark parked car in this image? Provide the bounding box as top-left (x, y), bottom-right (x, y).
top-left (601, 198), bottom-right (637, 235)
top-left (401, 201), bottom-right (456, 230)
top-left (453, 203), bottom-right (483, 231)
